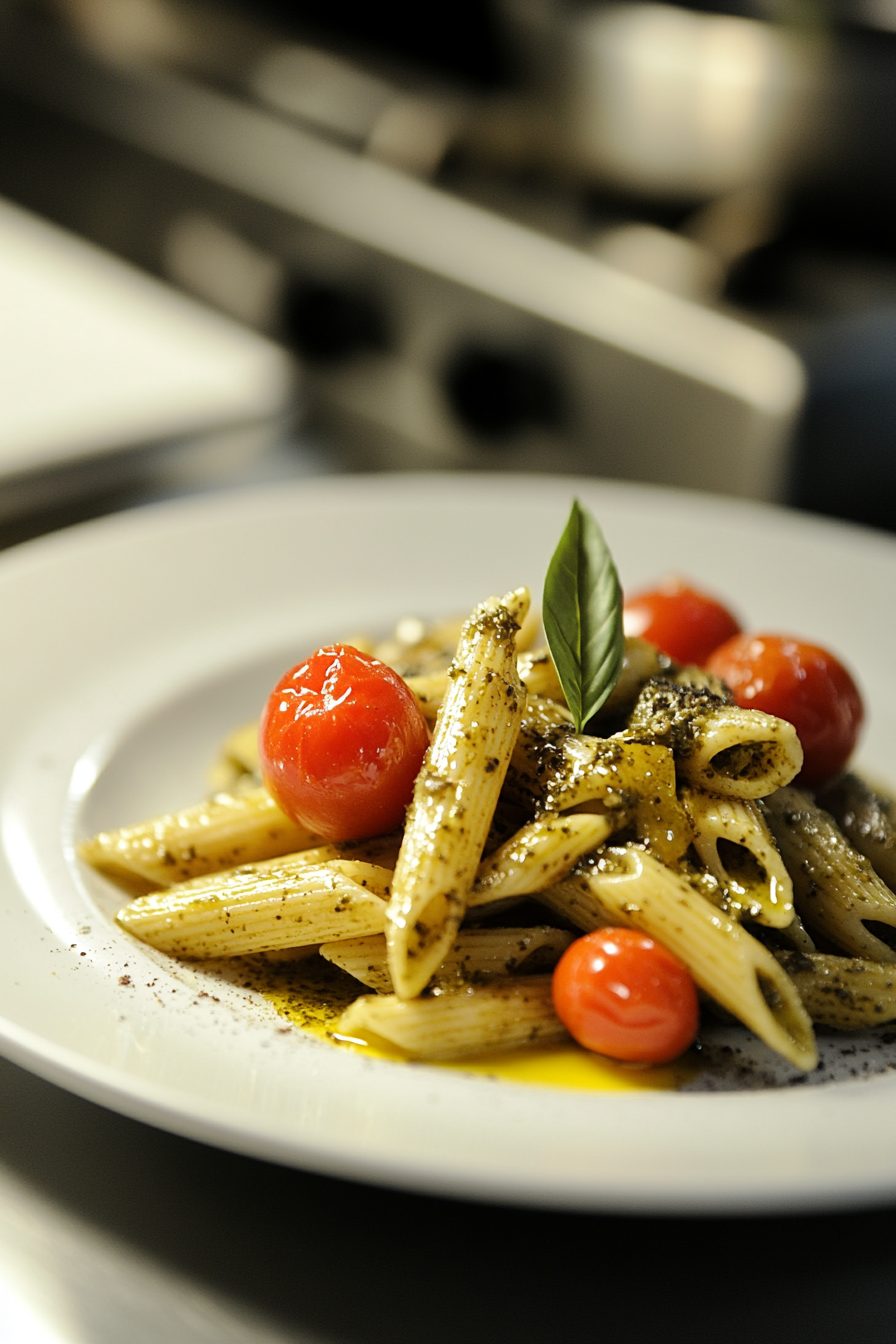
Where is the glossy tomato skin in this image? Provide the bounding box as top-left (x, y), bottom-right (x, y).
top-left (259, 645), bottom-right (429, 842)
top-left (623, 577), bottom-right (741, 666)
top-left (552, 927), bottom-right (699, 1064)
top-left (706, 634), bottom-right (864, 788)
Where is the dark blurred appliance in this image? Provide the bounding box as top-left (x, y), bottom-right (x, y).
top-left (0, 0), bottom-right (815, 502)
top-left (8, 0), bottom-right (895, 522)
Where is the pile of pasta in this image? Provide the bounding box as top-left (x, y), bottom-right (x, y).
top-left (80, 588), bottom-right (896, 1073)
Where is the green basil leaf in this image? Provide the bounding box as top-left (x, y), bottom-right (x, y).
top-left (542, 499), bottom-right (624, 733)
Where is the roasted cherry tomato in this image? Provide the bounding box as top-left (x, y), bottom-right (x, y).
top-left (706, 634), bottom-right (864, 788)
top-left (259, 645), bottom-right (429, 842)
top-left (623, 577), bottom-right (741, 666)
top-left (552, 927), bottom-right (699, 1064)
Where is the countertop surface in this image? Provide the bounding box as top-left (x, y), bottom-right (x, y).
top-left (2, 1051), bottom-right (896, 1344)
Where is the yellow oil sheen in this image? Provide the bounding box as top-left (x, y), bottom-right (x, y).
top-left (245, 957), bottom-right (693, 1092)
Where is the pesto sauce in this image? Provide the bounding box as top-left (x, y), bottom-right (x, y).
top-left (233, 955), bottom-right (697, 1092)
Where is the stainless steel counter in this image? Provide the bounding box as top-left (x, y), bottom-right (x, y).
top-left (1, 1048), bottom-right (896, 1344)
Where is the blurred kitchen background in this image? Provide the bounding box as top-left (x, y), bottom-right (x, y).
top-left (1, 0), bottom-right (895, 544)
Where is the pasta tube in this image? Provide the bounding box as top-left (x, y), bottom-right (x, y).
top-left (220, 721), bottom-right (261, 777)
top-left (385, 588), bottom-right (529, 999)
top-left (517, 647), bottom-right (566, 702)
top-left (673, 666), bottom-right (731, 698)
top-left (594, 637), bottom-right (665, 722)
top-left (469, 812), bottom-right (615, 904)
top-left (538, 847), bottom-right (817, 1071)
top-left (626, 679), bottom-right (803, 799)
top-left (410, 634), bottom-right (583, 723)
top-left (817, 773), bottom-right (896, 894)
top-left (775, 951), bottom-right (896, 1029)
top-left (322, 934), bottom-right (395, 992)
top-left (763, 788), bottom-right (896, 962)
top-left (336, 976), bottom-right (569, 1059)
top-left (117, 860), bottom-right (392, 957)
top-left (505, 712), bottom-right (689, 865)
top-left (79, 787), bottom-right (317, 894)
top-left (321, 926), bottom-right (574, 993)
top-left (774, 914), bottom-right (816, 954)
top-left (404, 672), bottom-right (449, 724)
top-left (374, 615), bottom-right (464, 678)
top-left (679, 786), bottom-right (793, 928)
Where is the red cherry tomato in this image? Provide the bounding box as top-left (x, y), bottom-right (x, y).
top-left (623, 577), bottom-right (741, 666)
top-left (259, 645), bottom-right (429, 842)
top-left (706, 634), bottom-right (864, 788)
top-left (552, 927), bottom-right (699, 1064)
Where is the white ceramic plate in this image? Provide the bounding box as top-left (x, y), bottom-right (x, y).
top-left (2, 473), bottom-right (896, 1214)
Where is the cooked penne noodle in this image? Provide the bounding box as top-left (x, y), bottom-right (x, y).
top-left (772, 914), bottom-right (816, 954)
top-left (321, 925), bottom-right (574, 993)
top-left (436, 925), bottom-right (575, 982)
top-left (221, 721), bottom-right (261, 777)
top-left (817, 773), bottom-right (896, 894)
top-left (763, 788), bottom-right (896, 962)
top-left (629, 747), bottom-right (692, 866)
top-left (679, 786), bottom-right (793, 928)
top-left (469, 812), bottom-right (615, 904)
top-left (385, 588), bottom-right (529, 999)
top-left (215, 834), bottom-right (401, 874)
top-left (514, 602), bottom-right (542, 655)
top-left (336, 975), bottom-right (569, 1059)
top-left (595, 637), bottom-right (665, 722)
top-left (322, 934), bottom-right (395, 992)
top-left (79, 786), bottom-right (317, 894)
top-left (405, 671), bottom-right (449, 724)
top-left (505, 713), bottom-right (689, 865)
top-left (775, 951), bottom-right (896, 1029)
top-left (672, 666), bottom-right (730, 698)
top-left (117, 860), bottom-right (392, 957)
top-left (626, 679), bottom-right (803, 799)
top-left (517, 647), bottom-right (566, 701)
top-left (373, 615), bottom-right (464, 679)
top-left (537, 847), bottom-right (817, 1071)
top-left (256, 944), bottom-right (322, 963)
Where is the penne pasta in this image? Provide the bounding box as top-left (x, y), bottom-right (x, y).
top-left (770, 913), bottom-right (816, 954)
top-left (672, 666), bottom-right (730, 698)
top-left (220, 721), bottom-right (261, 778)
top-left (536, 846), bottom-right (817, 1071)
top-left (373, 615), bottom-right (464, 679)
top-left (385, 588), bottom-right (529, 999)
top-left (775, 951), bottom-right (896, 1029)
top-left (594, 637), bottom-right (665, 722)
top-left (817, 772), bottom-right (896, 895)
top-left (679, 786), bottom-right (793, 928)
top-left (469, 812), bottom-right (615, 904)
top-left (505, 711), bottom-right (689, 865)
top-left (517, 647), bottom-right (566, 702)
top-left (322, 934), bottom-right (395, 992)
top-left (336, 976), bottom-right (569, 1059)
top-left (117, 860), bottom-right (392, 957)
top-left (625, 678), bottom-right (803, 799)
top-left (404, 671), bottom-right (449, 724)
top-left (763, 788), bottom-right (896, 962)
top-left (78, 786), bottom-right (317, 894)
top-left (321, 926), bottom-right (574, 993)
